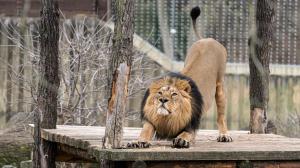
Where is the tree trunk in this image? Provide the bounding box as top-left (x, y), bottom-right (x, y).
top-left (249, 0), bottom-right (276, 134)
top-left (103, 0), bottom-right (134, 150)
top-left (33, 0), bottom-right (60, 167)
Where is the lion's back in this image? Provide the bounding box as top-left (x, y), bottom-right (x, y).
top-left (182, 38), bottom-right (227, 112)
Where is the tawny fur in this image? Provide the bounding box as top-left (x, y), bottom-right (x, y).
top-left (128, 6), bottom-right (232, 149)
top-left (183, 6), bottom-right (230, 138)
top-left (127, 73), bottom-right (203, 149)
top-left (143, 77), bottom-right (193, 138)
top-left (182, 38), bottom-right (230, 137)
top-left (182, 38), bottom-right (227, 112)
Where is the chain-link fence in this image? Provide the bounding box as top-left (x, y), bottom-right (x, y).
top-left (134, 0), bottom-right (299, 64)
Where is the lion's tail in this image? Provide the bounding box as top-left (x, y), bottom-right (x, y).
top-left (190, 6), bottom-right (202, 39)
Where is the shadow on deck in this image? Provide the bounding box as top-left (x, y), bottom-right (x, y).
top-left (29, 125), bottom-right (300, 167)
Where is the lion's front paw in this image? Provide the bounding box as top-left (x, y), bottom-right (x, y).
top-left (217, 134), bottom-right (233, 142)
top-left (172, 138), bottom-right (190, 148)
top-left (127, 141), bottom-right (151, 148)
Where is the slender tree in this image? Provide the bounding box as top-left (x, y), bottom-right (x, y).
top-left (103, 0), bottom-right (135, 149)
top-left (249, 0), bottom-right (276, 133)
top-left (33, 0), bottom-right (60, 167)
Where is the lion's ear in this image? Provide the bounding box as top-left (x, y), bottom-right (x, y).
top-left (176, 79), bottom-right (191, 93)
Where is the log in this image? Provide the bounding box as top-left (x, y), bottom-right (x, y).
top-left (249, 0), bottom-right (276, 133)
top-left (103, 0), bottom-right (135, 150)
top-left (103, 63), bottom-right (130, 149)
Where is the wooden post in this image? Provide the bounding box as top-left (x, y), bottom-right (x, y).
top-left (249, 0), bottom-right (276, 133)
top-left (31, 22), bottom-right (39, 112)
top-left (33, 0), bottom-right (60, 167)
top-left (103, 0), bottom-right (135, 149)
top-left (6, 20), bottom-right (13, 122)
top-left (18, 20), bottom-right (26, 112)
top-left (107, 0), bottom-right (112, 19)
top-left (0, 21), bottom-right (4, 114)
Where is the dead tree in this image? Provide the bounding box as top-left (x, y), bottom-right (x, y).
top-left (249, 0), bottom-right (276, 133)
top-left (33, 0), bottom-right (60, 167)
top-left (103, 0), bottom-right (135, 149)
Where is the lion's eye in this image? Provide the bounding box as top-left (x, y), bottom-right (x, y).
top-left (171, 93), bottom-right (178, 96)
top-left (158, 91), bottom-right (162, 95)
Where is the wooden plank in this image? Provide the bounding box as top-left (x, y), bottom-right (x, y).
top-left (92, 149), bottom-right (300, 162)
top-left (0, 0), bottom-right (18, 16)
top-left (28, 125), bottom-right (300, 162)
top-left (226, 63), bottom-right (300, 77)
top-left (252, 161), bottom-right (300, 168)
top-left (57, 143), bottom-right (97, 162)
top-left (127, 161), bottom-right (237, 168)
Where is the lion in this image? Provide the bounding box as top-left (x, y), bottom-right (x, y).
top-left (127, 6), bottom-right (232, 148)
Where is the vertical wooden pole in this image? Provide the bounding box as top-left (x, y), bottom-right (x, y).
top-left (107, 0), bottom-right (112, 19)
top-left (249, 0), bottom-right (276, 133)
top-left (18, 20), bottom-right (26, 112)
top-left (6, 20), bottom-right (14, 122)
top-left (0, 21), bottom-right (3, 115)
top-left (103, 0), bottom-right (135, 149)
top-left (33, 0), bottom-right (60, 167)
top-left (31, 22), bottom-right (39, 112)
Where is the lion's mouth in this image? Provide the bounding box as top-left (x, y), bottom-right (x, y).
top-left (157, 106), bottom-right (171, 116)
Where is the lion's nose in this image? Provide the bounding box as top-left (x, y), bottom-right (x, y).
top-left (159, 98), bottom-right (169, 103)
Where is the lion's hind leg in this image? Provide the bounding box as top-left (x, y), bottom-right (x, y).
top-left (215, 82), bottom-right (233, 142)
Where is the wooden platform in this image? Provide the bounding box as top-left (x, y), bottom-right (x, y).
top-left (29, 125), bottom-right (300, 167)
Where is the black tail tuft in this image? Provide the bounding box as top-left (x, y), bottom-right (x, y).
top-left (190, 6), bottom-right (201, 21)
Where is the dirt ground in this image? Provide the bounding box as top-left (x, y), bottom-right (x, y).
top-left (0, 113), bottom-right (33, 167)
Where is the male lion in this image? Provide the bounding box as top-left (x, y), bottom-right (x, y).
top-left (128, 6), bottom-right (232, 148)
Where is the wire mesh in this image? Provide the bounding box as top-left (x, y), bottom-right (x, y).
top-left (134, 0), bottom-right (299, 65)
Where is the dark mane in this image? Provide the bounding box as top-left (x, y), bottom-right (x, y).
top-left (140, 88), bottom-right (149, 120)
top-left (140, 72), bottom-right (203, 134)
top-left (168, 72), bottom-right (203, 132)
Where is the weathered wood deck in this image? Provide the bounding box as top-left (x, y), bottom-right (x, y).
top-left (29, 125), bottom-right (300, 167)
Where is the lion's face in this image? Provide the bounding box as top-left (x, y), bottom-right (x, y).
top-left (147, 77), bottom-right (192, 116)
top-left (142, 74), bottom-right (202, 138)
